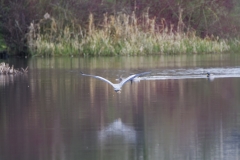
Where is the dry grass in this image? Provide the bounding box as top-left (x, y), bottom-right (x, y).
top-left (26, 12), bottom-right (231, 56)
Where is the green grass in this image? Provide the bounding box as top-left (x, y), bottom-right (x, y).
top-left (226, 39), bottom-right (240, 53)
top-left (26, 12), bottom-right (233, 56)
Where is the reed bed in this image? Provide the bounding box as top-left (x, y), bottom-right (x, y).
top-left (26, 12), bottom-right (231, 56)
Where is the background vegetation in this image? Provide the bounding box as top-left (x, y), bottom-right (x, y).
top-left (1, 0), bottom-right (240, 56)
top-left (0, 33), bottom-right (6, 51)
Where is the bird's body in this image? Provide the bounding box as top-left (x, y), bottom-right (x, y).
top-left (206, 72), bottom-right (215, 81)
top-left (206, 72), bottom-right (213, 78)
top-left (81, 71), bottom-right (150, 93)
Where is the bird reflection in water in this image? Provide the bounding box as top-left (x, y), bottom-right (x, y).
top-left (98, 118), bottom-right (136, 144)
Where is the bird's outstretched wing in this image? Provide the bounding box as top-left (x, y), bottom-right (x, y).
top-left (120, 72), bottom-right (151, 86)
top-left (80, 72), bottom-right (115, 87)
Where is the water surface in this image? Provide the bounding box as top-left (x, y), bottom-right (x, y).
top-left (0, 54), bottom-right (240, 160)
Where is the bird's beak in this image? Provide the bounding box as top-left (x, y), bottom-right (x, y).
top-left (116, 90), bottom-right (121, 94)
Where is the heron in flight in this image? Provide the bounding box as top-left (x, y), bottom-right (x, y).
top-left (80, 71), bottom-right (151, 93)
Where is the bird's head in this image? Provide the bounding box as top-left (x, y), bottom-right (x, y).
top-left (115, 89), bottom-right (121, 93)
top-left (206, 72), bottom-right (210, 77)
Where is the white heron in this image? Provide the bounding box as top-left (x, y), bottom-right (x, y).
top-left (80, 71), bottom-right (151, 93)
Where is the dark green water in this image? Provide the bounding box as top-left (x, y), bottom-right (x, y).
top-left (1, 54), bottom-right (240, 160)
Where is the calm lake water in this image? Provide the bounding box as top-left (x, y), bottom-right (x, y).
top-left (1, 54), bottom-right (240, 160)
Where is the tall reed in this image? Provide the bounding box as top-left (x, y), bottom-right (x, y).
top-left (26, 12), bottom-right (231, 56)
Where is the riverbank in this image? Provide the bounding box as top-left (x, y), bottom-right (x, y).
top-left (1, 0), bottom-right (240, 56)
top-left (26, 13), bottom-right (240, 56)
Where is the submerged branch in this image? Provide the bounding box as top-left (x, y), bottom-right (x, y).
top-left (0, 62), bottom-right (28, 75)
